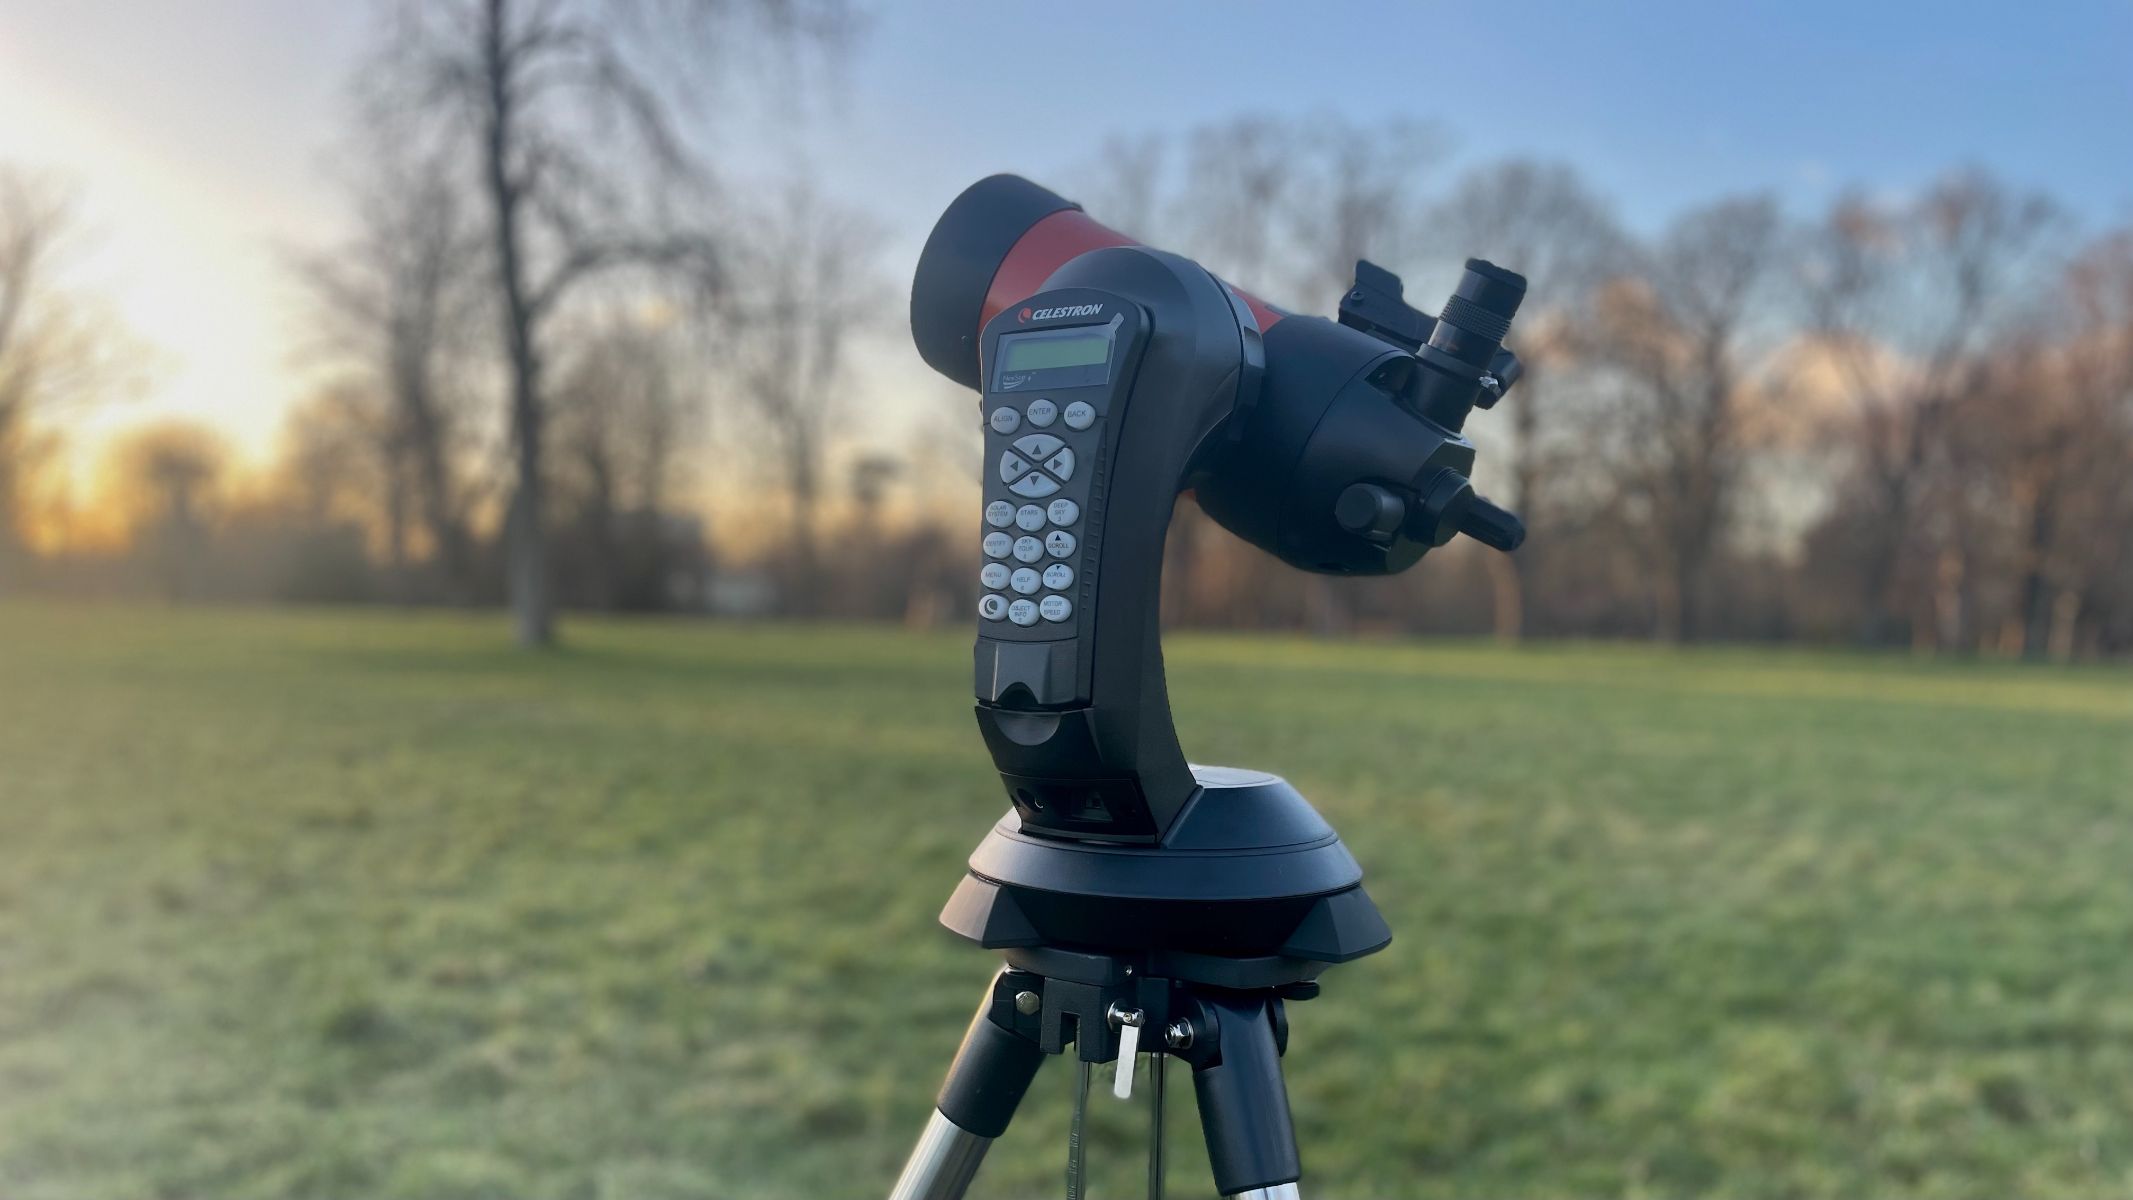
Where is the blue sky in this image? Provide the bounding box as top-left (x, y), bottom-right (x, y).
top-left (2, 0), bottom-right (2128, 470)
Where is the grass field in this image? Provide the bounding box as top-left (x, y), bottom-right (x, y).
top-left (2, 602), bottom-right (2131, 1199)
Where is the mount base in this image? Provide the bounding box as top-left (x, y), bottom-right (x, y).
top-left (940, 765), bottom-right (1391, 976)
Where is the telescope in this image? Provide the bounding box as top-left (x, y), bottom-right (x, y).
top-left (888, 174), bottom-right (1528, 1200)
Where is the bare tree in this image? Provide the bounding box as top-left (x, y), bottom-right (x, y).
top-left (550, 315), bottom-right (697, 609)
top-left (1798, 170), bottom-right (2062, 645)
top-left (295, 144), bottom-right (483, 600)
top-left (725, 183), bottom-right (886, 614)
top-left (1431, 160), bottom-right (1625, 638)
top-left (104, 421), bottom-right (229, 602)
top-left (1581, 195), bottom-right (1785, 641)
top-left (375, 0), bottom-right (845, 645)
top-left (0, 169), bottom-right (143, 576)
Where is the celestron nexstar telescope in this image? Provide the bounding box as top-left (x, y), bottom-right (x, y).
top-left (888, 175), bottom-right (1528, 1200)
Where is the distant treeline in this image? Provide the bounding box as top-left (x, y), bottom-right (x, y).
top-left (4, 96), bottom-right (2130, 654)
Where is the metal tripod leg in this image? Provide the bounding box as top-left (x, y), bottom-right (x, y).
top-left (1184, 992), bottom-right (1303, 1199)
top-left (888, 971), bottom-right (1047, 1200)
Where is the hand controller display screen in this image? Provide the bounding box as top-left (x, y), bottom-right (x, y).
top-left (994, 325), bottom-right (1115, 391)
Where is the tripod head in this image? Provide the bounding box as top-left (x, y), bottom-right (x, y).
top-left (913, 176), bottom-right (1529, 843)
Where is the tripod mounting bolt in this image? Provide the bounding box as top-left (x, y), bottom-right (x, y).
top-left (1013, 990), bottom-right (1041, 1016)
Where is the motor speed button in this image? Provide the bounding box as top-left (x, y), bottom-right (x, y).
top-left (1007, 598), bottom-right (1039, 627)
top-left (979, 594), bottom-right (1008, 621)
top-left (985, 500), bottom-right (1015, 527)
top-left (1025, 398), bottom-right (1057, 427)
top-left (1047, 498), bottom-right (1079, 526)
top-left (1013, 535), bottom-right (1044, 563)
top-left (1063, 401), bottom-right (1095, 430)
top-left (1015, 504), bottom-right (1046, 531)
top-left (980, 562), bottom-right (1009, 589)
top-left (1039, 595), bottom-right (1072, 623)
top-left (1010, 567), bottom-right (1041, 594)
top-left (983, 532), bottom-right (1012, 559)
top-left (988, 407), bottom-right (1020, 434)
top-left (1045, 529), bottom-right (1077, 558)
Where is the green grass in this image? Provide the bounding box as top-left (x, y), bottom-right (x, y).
top-left (2, 602), bottom-right (2131, 1200)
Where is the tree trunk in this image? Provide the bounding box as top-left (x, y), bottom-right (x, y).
top-left (1484, 549), bottom-right (1524, 642)
top-left (482, 0), bottom-right (553, 647)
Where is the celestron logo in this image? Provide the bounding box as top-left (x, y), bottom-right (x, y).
top-left (1020, 303), bottom-right (1103, 322)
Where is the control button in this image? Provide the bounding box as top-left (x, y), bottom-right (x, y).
top-left (1040, 595), bottom-right (1073, 623)
top-left (1063, 401), bottom-right (1096, 430)
top-left (1042, 447), bottom-right (1075, 480)
top-left (1047, 498), bottom-right (1080, 526)
top-left (997, 451), bottom-right (1031, 483)
top-left (979, 594), bottom-right (1008, 621)
top-left (983, 532), bottom-right (1012, 559)
top-left (1015, 504), bottom-right (1046, 532)
top-left (1010, 567), bottom-right (1041, 595)
top-left (1043, 563), bottom-right (1075, 590)
top-left (1009, 472), bottom-right (1061, 498)
top-left (1013, 535), bottom-right (1045, 563)
top-left (1025, 398), bottom-right (1058, 427)
top-left (1012, 433), bottom-right (1064, 460)
top-left (988, 407), bottom-right (1020, 434)
top-left (986, 500), bottom-right (1016, 528)
top-left (981, 562), bottom-right (1009, 589)
top-left (1008, 598), bottom-right (1039, 626)
top-left (1046, 529), bottom-right (1077, 558)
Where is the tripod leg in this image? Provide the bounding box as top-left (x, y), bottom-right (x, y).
top-left (1147, 1050), bottom-right (1167, 1200)
top-left (888, 971), bottom-right (1047, 1200)
top-left (1184, 993), bottom-right (1302, 1199)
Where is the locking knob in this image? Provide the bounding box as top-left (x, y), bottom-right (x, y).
top-left (1334, 482), bottom-right (1407, 545)
top-left (1456, 495), bottom-right (1526, 552)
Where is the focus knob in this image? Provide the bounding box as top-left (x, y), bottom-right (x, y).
top-left (1334, 482), bottom-right (1407, 545)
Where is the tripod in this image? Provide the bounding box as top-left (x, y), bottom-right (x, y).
top-left (886, 768), bottom-right (1391, 1200)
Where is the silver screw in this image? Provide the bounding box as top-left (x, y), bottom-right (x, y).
top-left (1014, 990), bottom-right (1041, 1015)
top-left (1164, 1020), bottom-right (1194, 1049)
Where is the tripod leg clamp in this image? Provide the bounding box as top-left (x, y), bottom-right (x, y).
top-left (935, 969), bottom-right (1047, 1138)
top-left (1179, 993), bottom-right (1302, 1195)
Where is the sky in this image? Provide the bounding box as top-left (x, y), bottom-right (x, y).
top-left (2, 0), bottom-right (2129, 487)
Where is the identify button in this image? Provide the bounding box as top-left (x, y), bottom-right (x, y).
top-left (983, 532), bottom-right (1012, 559)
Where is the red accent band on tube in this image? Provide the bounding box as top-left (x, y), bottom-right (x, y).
top-left (981, 210), bottom-right (1286, 336)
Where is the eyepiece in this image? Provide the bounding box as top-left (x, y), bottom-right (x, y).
top-left (1427, 258), bottom-right (1527, 370)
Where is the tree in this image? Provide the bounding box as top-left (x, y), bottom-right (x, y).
top-left (1797, 171), bottom-right (2061, 646)
top-left (1580, 195), bottom-right (1785, 641)
top-left (550, 315), bottom-right (698, 609)
top-left (295, 140), bottom-right (483, 601)
top-left (1431, 160), bottom-right (1625, 639)
top-left (724, 183), bottom-right (886, 614)
top-left (103, 421), bottom-right (228, 602)
top-left (0, 169), bottom-right (143, 578)
top-left (376, 0), bottom-right (845, 645)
